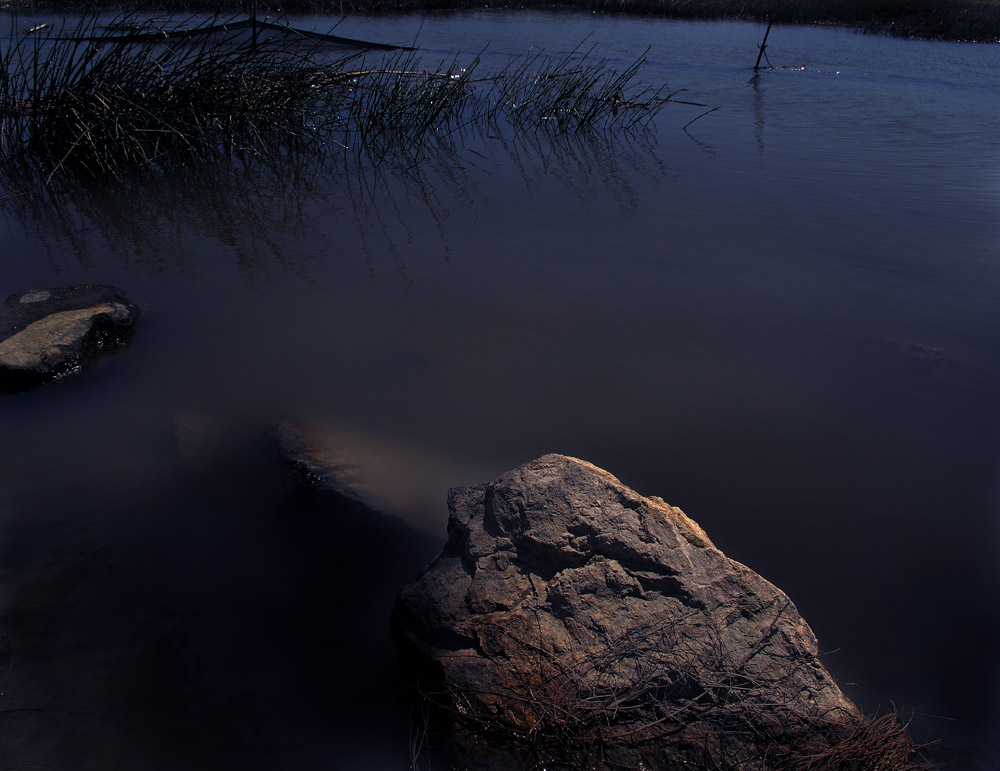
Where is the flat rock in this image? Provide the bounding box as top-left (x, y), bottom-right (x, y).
top-left (0, 285), bottom-right (139, 392)
top-left (392, 454), bottom-right (882, 769)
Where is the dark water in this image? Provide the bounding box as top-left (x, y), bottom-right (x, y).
top-left (2, 11), bottom-right (1000, 768)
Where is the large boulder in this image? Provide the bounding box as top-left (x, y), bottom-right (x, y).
top-left (0, 285), bottom-right (138, 392)
top-left (392, 455), bottom-right (902, 769)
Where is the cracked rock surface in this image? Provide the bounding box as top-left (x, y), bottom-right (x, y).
top-left (393, 454), bottom-right (860, 769)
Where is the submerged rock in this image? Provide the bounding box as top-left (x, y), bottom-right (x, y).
top-left (274, 421), bottom-right (378, 505)
top-left (0, 285), bottom-right (138, 392)
top-left (392, 454), bottom-right (877, 769)
top-left (273, 421), bottom-right (493, 531)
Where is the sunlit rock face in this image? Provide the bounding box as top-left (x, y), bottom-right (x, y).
top-left (0, 285), bottom-right (138, 392)
top-left (393, 454), bottom-right (862, 769)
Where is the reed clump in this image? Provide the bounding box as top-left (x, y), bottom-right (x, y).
top-left (0, 15), bottom-right (677, 183)
top-left (485, 44), bottom-right (672, 133)
top-left (0, 16), bottom-right (343, 177)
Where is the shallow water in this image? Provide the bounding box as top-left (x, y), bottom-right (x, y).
top-left (1, 10), bottom-right (999, 768)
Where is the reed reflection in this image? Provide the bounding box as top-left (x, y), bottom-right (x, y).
top-left (1, 121), bottom-right (673, 282)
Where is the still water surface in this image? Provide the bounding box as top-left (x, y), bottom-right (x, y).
top-left (1, 11), bottom-right (999, 769)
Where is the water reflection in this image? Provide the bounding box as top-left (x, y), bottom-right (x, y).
top-left (0, 126), bottom-right (671, 281)
top-left (1, 154), bottom-right (343, 279)
top-left (494, 128), bottom-right (667, 215)
top-left (748, 71), bottom-right (766, 152)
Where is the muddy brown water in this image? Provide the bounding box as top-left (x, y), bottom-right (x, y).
top-left (1, 11), bottom-right (999, 769)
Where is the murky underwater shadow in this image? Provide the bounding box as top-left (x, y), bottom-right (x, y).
top-left (0, 435), bottom-right (441, 770)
